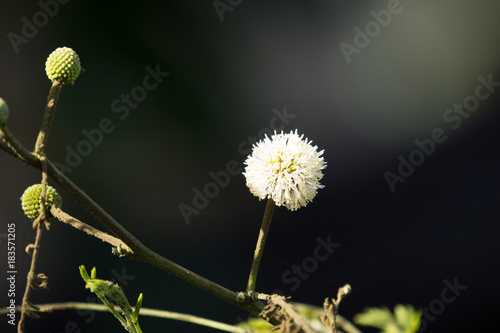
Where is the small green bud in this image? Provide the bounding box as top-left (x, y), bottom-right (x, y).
top-left (45, 47), bottom-right (82, 85)
top-left (0, 98), bottom-right (9, 125)
top-left (21, 184), bottom-right (62, 220)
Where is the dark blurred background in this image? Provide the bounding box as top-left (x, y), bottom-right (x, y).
top-left (1, 1), bottom-right (499, 332)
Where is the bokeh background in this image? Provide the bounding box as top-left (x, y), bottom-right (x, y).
top-left (1, 1), bottom-right (500, 332)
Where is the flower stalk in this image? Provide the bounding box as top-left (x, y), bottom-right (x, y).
top-left (34, 80), bottom-right (63, 155)
top-left (246, 198), bottom-right (276, 294)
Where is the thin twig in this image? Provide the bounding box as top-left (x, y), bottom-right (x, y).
top-left (322, 285), bottom-right (352, 333)
top-left (34, 80), bottom-right (63, 155)
top-left (50, 206), bottom-right (131, 254)
top-left (0, 126), bottom-right (37, 163)
top-left (1, 302), bottom-right (249, 333)
top-left (0, 138), bottom-right (18, 158)
top-left (246, 199), bottom-right (276, 294)
top-left (18, 157), bottom-right (50, 333)
top-left (18, 222), bottom-right (43, 333)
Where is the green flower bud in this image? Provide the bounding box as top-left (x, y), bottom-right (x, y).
top-left (0, 98), bottom-right (9, 125)
top-left (45, 47), bottom-right (82, 85)
top-left (21, 184), bottom-right (62, 220)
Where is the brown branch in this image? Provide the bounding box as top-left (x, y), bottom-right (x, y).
top-left (0, 126), bottom-right (37, 163)
top-left (0, 138), bottom-right (18, 158)
top-left (18, 222), bottom-right (44, 333)
top-left (34, 80), bottom-right (63, 155)
top-left (50, 206), bottom-right (131, 255)
top-left (18, 156), bottom-right (50, 333)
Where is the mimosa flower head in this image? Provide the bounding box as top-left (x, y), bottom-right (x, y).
top-left (21, 184), bottom-right (62, 220)
top-left (45, 47), bottom-right (82, 85)
top-left (243, 130), bottom-right (326, 211)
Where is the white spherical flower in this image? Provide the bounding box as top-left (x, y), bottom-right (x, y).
top-left (243, 130), bottom-right (326, 211)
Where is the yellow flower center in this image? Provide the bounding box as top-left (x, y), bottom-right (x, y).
top-left (269, 154), bottom-right (298, 177)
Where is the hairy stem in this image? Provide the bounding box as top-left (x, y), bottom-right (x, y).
top-left (246, 199), bottom-right (276, 294)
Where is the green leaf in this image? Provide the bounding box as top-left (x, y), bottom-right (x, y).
top-left (79, 265), bottom-right (143, 333)
top-left (353, 307), bottom-right (393, 329)
top-left (394, 305), bottom-right (421, 333)
top-left (354, 305), bottom-right (421, 333)
top-left (383, 322), bottom-right (401, 333)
